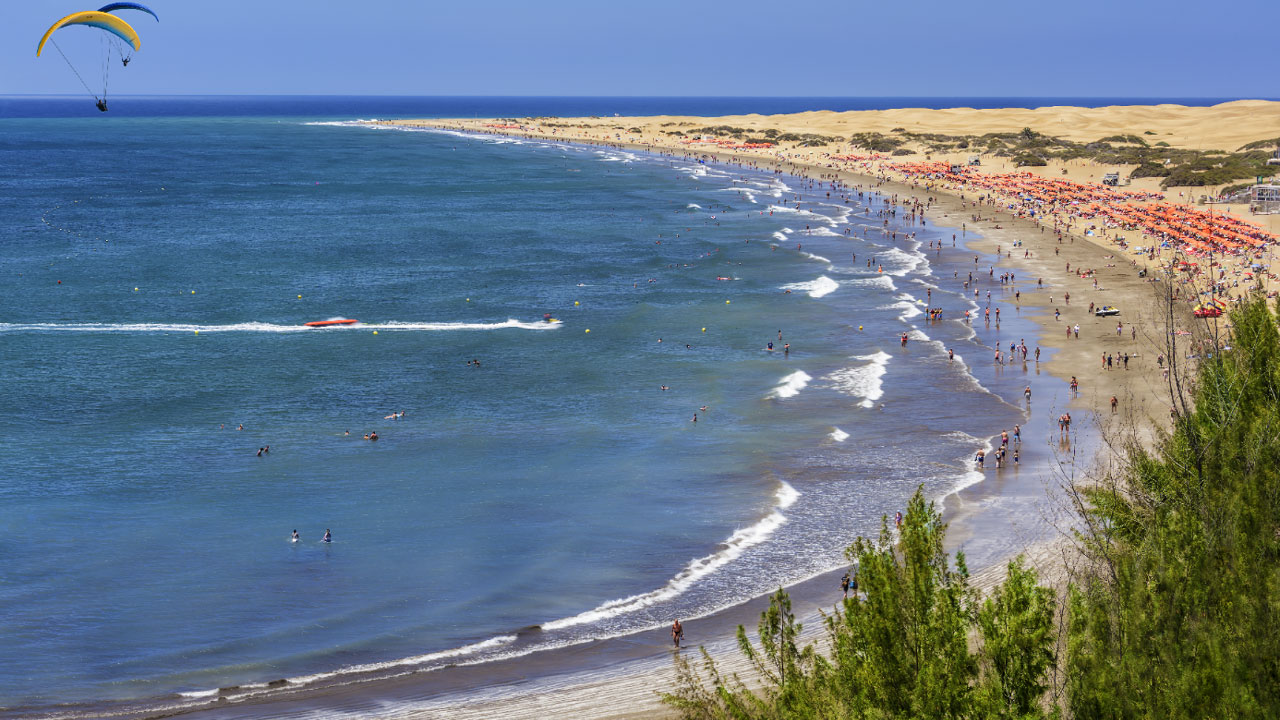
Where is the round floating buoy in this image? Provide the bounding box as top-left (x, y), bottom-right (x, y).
top-left (701, 327), bottom-right (706, 332)
top-left (585, 329), bottom-right (591, 333)
top-left (725, 300), bottom-right (731, 304)
top-left (194, 330), bottom-right (199, 335)
top-left (297, 295), bottom-right (302, 299)
top-left (191, 290), bottom-right (196, 294)
top-left (57, 280), bottom-right (61, 284)
top-left (574, 301), bottom-right (580, 306)
top-left (466, 298), bottom-right (470, 302)
top-left (134, 287), bottom-right (138, 291)
top-left (373, 331), bottom-right (378, 335)
top-left (859, 325), bottom-right (863, 331)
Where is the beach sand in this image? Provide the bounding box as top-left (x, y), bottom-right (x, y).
top-left (146, 105), bottom-right (1252, 719)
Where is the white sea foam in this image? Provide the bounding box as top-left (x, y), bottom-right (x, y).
top-left (846, 275), bottom-right (897, 292)
top-left (780, 276), bottom-right (838, 298)
top-left (275, 635), bottom-right (520, 689)
top-left (886, 294), bottom-right (923, 320)
top-left (826, 351), bottom-right (891, 408)
top-left (716, 187), bottom-right (758, 203)
top-left (767, 370), bottom-right (812, 399)
top-left (542, 482), bottom-right (800, 631)
top-left (765, 205), bottom-right (837, 226)
top-left (879, 246), bottom-right (927, 276)
top-left (687, 203), bottom-right (702, 209)
top-left (178, 689), bottom-right (220, 699)
top-left (830, 427), bottom-right (850, 442)
top-left (0, 319), bottom-right (560, 334)
top-left (772, 231), bottom-right (789, 242)
top-left (800, 251), bottom-right (832, 264)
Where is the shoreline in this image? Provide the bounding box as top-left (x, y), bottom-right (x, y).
top-left (330, 120), bottom-right (1180, 717)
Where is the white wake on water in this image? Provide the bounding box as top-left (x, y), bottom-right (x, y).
top-left (542, 482), bottom-right (800, 631)
top-left (0, 319), bottom-right (560, 334)
top-left (830, 427), bottom-right (850, 442)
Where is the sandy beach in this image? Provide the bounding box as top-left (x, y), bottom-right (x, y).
top-left (340, 104), bottom-right (1275, 717)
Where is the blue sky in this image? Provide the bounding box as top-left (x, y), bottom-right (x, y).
top-left (8, 0), bottom-right (1279, 97)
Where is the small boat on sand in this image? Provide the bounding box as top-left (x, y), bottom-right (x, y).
top-left (304, 318), bottom-right (358, 327)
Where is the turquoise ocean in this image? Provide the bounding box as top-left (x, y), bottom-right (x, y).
top-left (0, 96), bottom-right (1153, 714)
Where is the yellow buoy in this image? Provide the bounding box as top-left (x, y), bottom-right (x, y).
top-left (194, 330), bottom-right (199, 335)
top-left (859, 325), bottom-right (863, 331)
top-left (574, 301), bottom-right (580, 306)
top-left (466, 298), bottom-right (470, 302)
top-left (725, 300), bottom-right (731, 304)
top-left (191, 290), bottom-right (196, 294)
top-left (373, 330), bottom-right (378, 335)
top-left (701, 327), bottom-right (706, 332)
top-left (297, 295), bottom-right (302, 299)
top-left (585, 328), bottom-right (591, 333)
top-left (133, 287), bottom-right (138, 291)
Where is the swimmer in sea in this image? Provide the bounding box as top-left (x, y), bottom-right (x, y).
top-left (291, 530), bottom-right (300, 542)
top-left (323, 529), bottom-right (331, 543)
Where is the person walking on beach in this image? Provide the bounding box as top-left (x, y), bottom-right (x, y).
top-left (1024, 386), bottom-right (1032, 404)
top-left (1111, 396), bottom-right (1118, 414)
top-left (841, 571), bottom-right (851, 599)
top-left (671, 619), bottom-right (684, 649)
top-left (895, 511), bottom-right (903, 529)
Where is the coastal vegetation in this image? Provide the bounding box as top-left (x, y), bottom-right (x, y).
top-left (664, 296), bottom-right (1280, 719)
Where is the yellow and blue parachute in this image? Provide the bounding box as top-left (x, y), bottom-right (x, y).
top-left (37, 10), bottom-right (146, 111)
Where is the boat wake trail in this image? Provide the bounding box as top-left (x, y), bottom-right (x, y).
top-left (0, 319), bottom-right (560, 334)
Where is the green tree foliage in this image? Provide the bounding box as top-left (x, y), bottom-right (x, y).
top-left (1066, 297), bottom-right (1280, 719)
top-left (662, 488), bottom-right (1059, 719)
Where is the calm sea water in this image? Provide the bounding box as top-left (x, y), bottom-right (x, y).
top-left (0, 97), bottom-right (1042, 711)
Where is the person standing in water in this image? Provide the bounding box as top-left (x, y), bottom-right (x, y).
top-left (323, 529), bottom-right (332, 543)
top-left (671, 619), bottom-right (684, 648)
top-left (291, 530), bottom-right (300, 542)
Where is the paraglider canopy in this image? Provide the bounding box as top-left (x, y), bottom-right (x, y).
top-left (37, 11), bottom-right (140, 57)
top-left (98, 3), bottom-right (160, 23)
